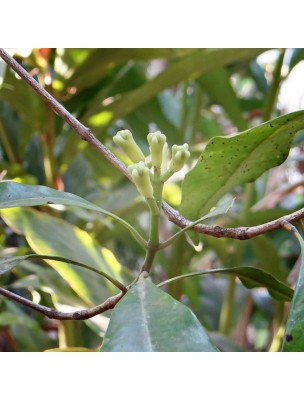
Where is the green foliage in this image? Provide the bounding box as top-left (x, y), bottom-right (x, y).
top-left (180, 111), bottom-right (304, 221)
top-left (158, 266), bottom-right (293, 302)
top-left (282, 227), bottom-right (304, 351)
top-left (101, 275), bottom-right (219, 352)
top-left (1, 48), bottom-right (304, 352)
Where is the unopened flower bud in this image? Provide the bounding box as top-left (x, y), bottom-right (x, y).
top-left (128, 161), bottom-right (154, 198)
top-left (147, 131), bottom-right (167, 169)
top-left (169, 144), bottom-right (190, 173)
top-left (161, 142), bottom-right (169, 174)
top-left (113, 130), bottom-right (145, 163)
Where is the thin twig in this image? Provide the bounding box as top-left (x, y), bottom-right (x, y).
top-left (0, 287), bottom-right (124, 320)
top-left (162, 202), bottom-right (304, 240)
top-left (0, 48), bottom-right (131, 181)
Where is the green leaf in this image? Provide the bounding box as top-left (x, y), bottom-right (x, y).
top-left (158, 266), bottom-right (293, 302)
top-left (86, 49), bottom-right (266, 130)
top-left (100, 276), bottom-right (219, 352)
top-left (288, 48), bottom-right (304, 72)
top-left (180, 110), bottom-right (304, 221)
top-left (0, 181), bottom-right (147, 248)
top-left (20, 260), bottom-right (87, 308)
top-left (197, 68), bottom-right (248, 131)
top-left (0, 180), bottom-right (114, 211)
top-left (282, 228), bottom-right (304, 351)
top-left (1, 208), bottom-right (125, 306)
top-left (68, 48), bottom-right (182, 90)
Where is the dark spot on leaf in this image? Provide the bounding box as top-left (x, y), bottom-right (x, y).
top-left (270, 123), bottom-right (274, 128)
top-left (285, 334), bottom-right (293, 342)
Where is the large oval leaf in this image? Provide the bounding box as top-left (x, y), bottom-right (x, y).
top-left (180, 111), bottom-right (304, 221)
top-left (100, 276), bottom-right (219, 352)
top-left (282, 228), bottom-right (304, 351)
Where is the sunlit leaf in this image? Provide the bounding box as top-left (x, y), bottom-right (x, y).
top-left (0, 253), bottom-right (125, 291)
top-left (0, 181), bottom-right (146, 247)
top-left (1, 208), bottom-right (125, 306)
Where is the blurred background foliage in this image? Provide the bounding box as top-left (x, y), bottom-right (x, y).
top-left (1, 48), bottom-right (304, 351)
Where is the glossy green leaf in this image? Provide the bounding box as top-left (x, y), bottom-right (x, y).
top-left (100, 276), bottom-right (219, 352)
top-left (158, 266), bottom-right (293, 302)
top-left (282, 228), bottom-right (304, 351)
top-left (197, 68), bottom-right (247, 131)
top-left (86, 49), bottom-right (265, 130)
top-left (0, 181), bottom-right (146, 247)
top-left (180, 110), bottom-right (304, 221)
top-left (1, 208), bottom-right (124, 306)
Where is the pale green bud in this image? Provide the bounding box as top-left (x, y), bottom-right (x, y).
top-left (128, 161), bottom-right (154, 198)
top-left (113, 130), bottom-right (145, 163)
top-left (169, 144), bottom-right (190, 173)
top-left (161, 142), bottom-right (169, 174)
top-left (147, 131), bottom-right (167, 169)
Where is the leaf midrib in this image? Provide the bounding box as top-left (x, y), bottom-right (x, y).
top-left (138, 280), bottom-right (154, 352)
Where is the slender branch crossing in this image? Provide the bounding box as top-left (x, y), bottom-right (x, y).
top-left (162, 202), bottom-right (304, 240)
top-left (0, 287), bottom-right (124, 320)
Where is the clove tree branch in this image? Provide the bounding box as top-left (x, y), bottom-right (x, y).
top-left (1, 48), bottom-right (304, 243)
top-left (162, 202), bottom-right (304, 240)
top-left (0, 287), bottom-right (124, 320)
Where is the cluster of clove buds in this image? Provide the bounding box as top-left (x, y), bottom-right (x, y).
top-left (113, 130), bottom-right (190, 200)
